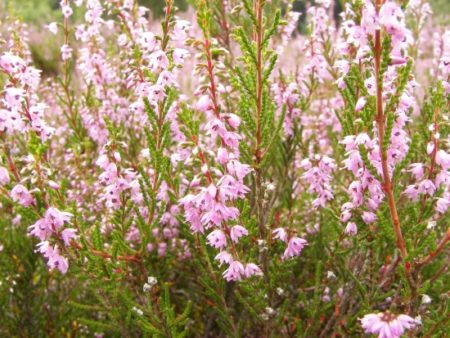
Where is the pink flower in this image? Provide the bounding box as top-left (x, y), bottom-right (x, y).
top-left (435, 197), bottom-right (449, 214)
top-left (223, 261), bottom-right (245, 281)
top-left (61, 5), bottom-right (73, 18)
top-left (355, 97), bottom-right (367, 112)
top-left (403, 185), bottom-right (419, 201)
top-left (282, 236), bottom-right (308, 260)
top-left (436, 150), bottom-right (450, 170)
top-left (345, 222), bottom-right (358, 236)
top-left (361, 312), bottom-right (415, 338)
top-left (355, 133), bottom-right (371, 146)
top-left (244, 263), bottom-right (263, 277)
top-left (195, 95), bottom-right (213, 112)
top-left (37, 242), bottom-right (69, 274)
top-left (137, 32), bottom-right (156, 51)
top-left (61, 228), bottom-right (77, 246)
top-left (217, 147), bottom-right (229, 165)
top-left (207, 229), bottom-right (227, 249)
top-left (11, 184), bottom-right (34, 207)
top-left (173, 48), bottom-right (190, 66)
top-left (46, 22), bottom-right (58, 35)
top-left (225, 114), bottom-right (241, 129)
top-left (273, 227), bottom-right (288, 243)
top-left (418, 179), bottom-right (436, 196)
top-left (0, 53), bottom-right (26, 73)
top-left (230, 225), bottom-right (248, 243)
top-left (215, 251), bottom-right (233, 267)
top-left (61, 44), bottom-right (73, 61)
top-left (47, 246), bottom-right (69, 274)
top-left (362, 211), bottom-right (377, 224)
top-left (45, 207), bottom-right (73, 229)
top-left (0, 167), bottom-right (10, 185)
top-left (29, 207), bottom-right (73, 240)
top-left (408, 163), bottom-right (424, 180)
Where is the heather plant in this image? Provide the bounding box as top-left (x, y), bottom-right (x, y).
top-left (0, 0), bottom-right (448, 337)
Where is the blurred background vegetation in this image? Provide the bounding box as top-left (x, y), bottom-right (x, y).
top-left (1, 0), bottom-right (448, 25)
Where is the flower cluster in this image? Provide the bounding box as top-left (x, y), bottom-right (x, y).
top-left (29, 207), bottom-right (76, 273)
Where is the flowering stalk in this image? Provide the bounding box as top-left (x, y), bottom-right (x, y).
top-left (374, 0), bottom-right (408, 261)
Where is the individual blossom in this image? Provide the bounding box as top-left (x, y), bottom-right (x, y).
top-left (61, 44), bottom-right (73, 61)
top-left (10, 184), bottom-right (34, 207)
top-left (207, 229), bottom-right (227, 249)
top-left (282, 236), bottom-right (308, 260)
top-left (355, 96), bottom-right (367, 112)
top-left (360, 311), bottom-right (416, 338)
top-left (46, 22), bottom-right (58, 34)
top-left (244, 263), bottom-right (263, 278)
top-left (345, 222), bottom-right (358, 236)
top-left (223, 260), bottom-right (245, 282)
top-left (230, 225), bottom-right (248, 243)
top-left (36, 241), bottom-right (69, 274)
top-left (0, 167), bottom-right (10, 185)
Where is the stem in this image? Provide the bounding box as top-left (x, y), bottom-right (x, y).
top-left (416, 228), bottom-right (450, 268)
top-left (254, 0), bottom-right (265, 238)
top-left (374, 0), bottom-right (407, 261)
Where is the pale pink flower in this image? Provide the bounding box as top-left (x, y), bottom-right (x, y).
top-left (215, 251), bottom-right (233, 267)
top-left (223, 261), bottom-right (245, 281)
top-left (345, 222), bottom-right (358, 236)
top-left (244, 263), bottom-right (263, 277)
top-left (207, 229), bottom-right (227, 249)
top-left (0, 167), bottom-right (10, 185)
top-left (61, 228), bottom-right (77, 246)
top-left (436, 150), bottom-right (450, 170)
top-left (273, 227), bottom-right (288, 243)
top-left (11, 184), bottom-right (34, 207)
top-left (196, 95), bottom-right (214, 112)
top-left (282, 236), bottom-right (308, 260)
top-left (46, 22), bottom-right (58, 34)
top-left (61, 44), bottom-right (73, 61)
top-left (361, 312), bottom-right (415, 338)
top-left (230, 225), bottom-right (248, 243)
top-left (355, 97), bottom-right (367, 112)
top-left (61, 5), bottom-right (73, 18)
